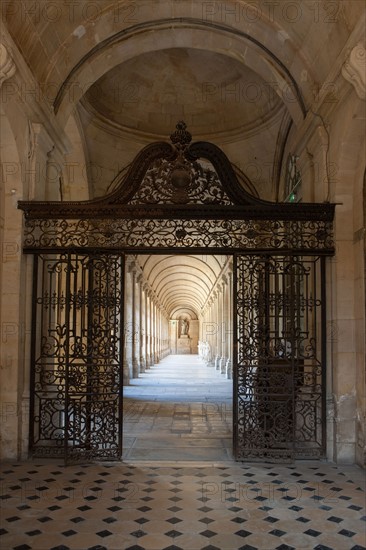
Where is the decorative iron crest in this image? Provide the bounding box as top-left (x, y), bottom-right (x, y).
top-left (18, 121), bottom-right (335, 252)
top-left (128, 157), bottom-right (233, 205)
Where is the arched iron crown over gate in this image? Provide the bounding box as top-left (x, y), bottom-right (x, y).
top-left (19, 122), bottom-right (335, 463)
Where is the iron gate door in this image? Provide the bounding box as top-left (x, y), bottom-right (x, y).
top-left (234, 254), bottom-right (326, 461)
top-left (30, 252), bottom-right (124, 463)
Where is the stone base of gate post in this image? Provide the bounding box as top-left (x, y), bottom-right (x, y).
top-left (215, 355), bottom-right (221, 370)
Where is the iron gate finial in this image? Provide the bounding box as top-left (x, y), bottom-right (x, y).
top-left (170, 121), bottom-right (192, 148)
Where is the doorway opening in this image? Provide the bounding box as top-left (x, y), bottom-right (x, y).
top-left (122, 253), bottom-right (233, 462)
top-left (123, 355), bottom-right (233, 462)
top-left (19, 122), bottom-right (334, 464)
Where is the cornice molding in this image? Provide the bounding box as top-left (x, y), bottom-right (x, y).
top-left (80, 96), bottom-right (285, 146)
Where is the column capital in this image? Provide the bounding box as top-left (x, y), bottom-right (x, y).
top-left (342, 43), bottom-right (366, 100)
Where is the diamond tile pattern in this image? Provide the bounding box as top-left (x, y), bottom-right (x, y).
top-left (0, 460), bottom-right (365, 550)
top-left (1, 357), bottom-right (365, 549)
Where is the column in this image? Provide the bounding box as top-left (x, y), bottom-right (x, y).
top-left (139, 276), bottom-right (146, 372)
top-left (123, 263), bottom-right (133, 385)
top-left (152, 298), bottom-right (156, 364)
top-left (220, 277), bottom-right (228, 374)
top-left (207, 299), bottom-right (215, 367)
top-left (215, 291), bottom-right (221, 370)
top-left (144, 285), bottom-right (150, 368)
top-left (131, 267), bottom-right (140, 378)
top-left (157, 306), bottom-right (162, 361)
top-left (155, 303), bottom-right (159, 361)
top-left (149, 292), bottom-right (154, 366)
top-left (163, 313), bottom-right (169, 357)
top-left (226, 268), bottom-right (233, 379)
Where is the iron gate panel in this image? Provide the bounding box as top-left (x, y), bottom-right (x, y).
top-left (21, 126), bottom-right (334, 464)
top-left (234, 254), bottom-right (326, 461)
top-left (30, 252), bottom-right (124, 463)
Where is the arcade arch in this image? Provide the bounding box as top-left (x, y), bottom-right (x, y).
top-left (1, 0), bottom-right (364, 468)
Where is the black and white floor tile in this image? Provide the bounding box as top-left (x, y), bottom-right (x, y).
top-left (2, 357), bottom-right (365, 550)
top-left (1, 460), bottom-right (365, 550)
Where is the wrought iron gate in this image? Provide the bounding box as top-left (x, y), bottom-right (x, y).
top-left (234, 254), bottom-right (326, 461)
top-left (20, 123), bottom-right (335, 463)
top-left (29, 252), bottom-right (124, 463)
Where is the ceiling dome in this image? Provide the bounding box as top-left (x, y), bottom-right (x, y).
top-left (83, 47), bottom-right (283, 140)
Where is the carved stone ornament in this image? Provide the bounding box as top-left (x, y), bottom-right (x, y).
top-left (0, 43), bottom-right (16, 87)
top-left (342, 43), bottom-right (366, 100)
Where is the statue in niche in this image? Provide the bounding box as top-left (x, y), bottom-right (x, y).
top-left (179, 317), bottom-right (189, 337)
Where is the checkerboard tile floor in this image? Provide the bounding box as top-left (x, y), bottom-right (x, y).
top-left (1, 460), bottom-right (365, 550)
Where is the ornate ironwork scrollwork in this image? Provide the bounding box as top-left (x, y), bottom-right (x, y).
top-left (128, 157), bottom-right (234, 205)
top-left (234, 254), bottom-right (326, 461)
top-left (24, 124), bottom-right (333, 463)
top-left (30, 253), bottom-right (124, 463)
top-left (23, 217), bottom-right (334, 252)
top-left (18, 121), bottom-right (336, 229)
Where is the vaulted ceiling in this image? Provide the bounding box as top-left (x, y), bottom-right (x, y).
top-left (83, 47), bottom-right (285, 139)
top-left (3, 0), bottom-right (362, 199)
top-left (3, 0), bottom-right (363, 317)
top-left (137, 255), bottom-right (229, 319)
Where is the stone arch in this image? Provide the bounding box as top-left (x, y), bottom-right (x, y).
top-left (53, 21), bottom-right (307, 127)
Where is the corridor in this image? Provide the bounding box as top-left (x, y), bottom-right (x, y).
top-left (122, 354), bottom-right (233, 462)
